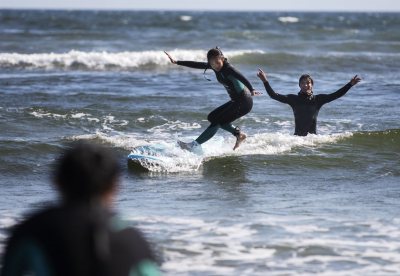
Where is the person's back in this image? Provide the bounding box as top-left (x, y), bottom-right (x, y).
top-left (1, 142), bottom-right (160, 276)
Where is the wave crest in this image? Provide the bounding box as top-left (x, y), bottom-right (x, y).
top-left (0, 49), bottom-right (263, 71)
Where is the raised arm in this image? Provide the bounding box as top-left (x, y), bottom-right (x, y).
top-left (164, 51), bottom-right (208, 69)
top-left (257, 69), bottom-right (291, 104)
top-left (176, 60), bottom-right (209, 69)
top-left (318, 75), bottom-right (361, 105)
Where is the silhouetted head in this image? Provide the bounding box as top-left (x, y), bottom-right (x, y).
top-left (53, 142), bottom-right (121, 203)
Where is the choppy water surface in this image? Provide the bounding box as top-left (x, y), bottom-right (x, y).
top-left (0, 10), bottom-right (399, 275)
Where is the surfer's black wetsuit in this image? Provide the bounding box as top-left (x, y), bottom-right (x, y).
top-left (176, 59), bottom-right (254, 144)
top-left (262, 81), bottom-right (354, 136)
top-left (1, 204), bottom-right (159, 276)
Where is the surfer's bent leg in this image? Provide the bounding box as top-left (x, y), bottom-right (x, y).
top-left (195, 123), bottom-right (220, 144)
top-left (207, 101), bottom-right (236, 124)
top-left (209, 94), bottom-right (252, 126)
top-left (193, 101), bottom-right (234, 145)
top-left (194, 93), bottom-right (252, 146)
top-left (220, 123), bottom-right (236, 135)
top-left (220, 94), bottom-right (252, 150)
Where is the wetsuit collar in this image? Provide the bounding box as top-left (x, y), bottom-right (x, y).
top-left (299, 91), bottom-right (314, 100)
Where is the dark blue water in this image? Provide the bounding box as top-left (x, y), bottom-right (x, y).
top-left (0, 10), bottom-right (400, 275)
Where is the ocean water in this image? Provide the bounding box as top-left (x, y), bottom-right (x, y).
top-left (0, 10), bottom-right (400, 275)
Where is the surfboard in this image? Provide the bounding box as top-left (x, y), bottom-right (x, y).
top-left (127, 142), bottom-right (203, 172)
top-left (127, 144), bottom-right (168, 172)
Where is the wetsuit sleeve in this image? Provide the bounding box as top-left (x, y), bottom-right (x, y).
top-left (127, 232), bottom-right (160, 276)
top-left (226, 65), bottom-right (255, 91)
top-left (1, 238), bottom-right (51, 276)
top-left (131, 260), bottom-right (161, 276)
top-left (317, 82), bottom-right (353, 106)
top-left (263, 81), bottom-right (291, 104)
top-left (176, 60), bottom-right (209, 69)
top-left (115, 227), bottom-right (160, 275)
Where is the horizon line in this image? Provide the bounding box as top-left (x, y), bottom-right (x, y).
top-left (0, 7), bottom-right (399, 13)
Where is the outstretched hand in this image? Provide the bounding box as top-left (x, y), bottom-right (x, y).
top-left (257, 68), bottom-right (268, 83)
top-left (350, 75), bottom-right (361, 86)
top-left (164, 51), bottom-right (177, 64)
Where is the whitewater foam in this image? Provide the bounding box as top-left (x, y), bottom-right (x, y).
top-left (122, 214), bottom-right (400, 275)
top-left (29, 109), bottom-right (102, 123)
top-left (148, 120), bottom-right (202, 134)
top-left (69, 129), bottom-right (353, 173)
top-left (278, 16), bottom-right (300, 23)
top-left (30, 110), bottom-right (67, 119)
top-left (1, 48), bottom-right (396, 72)
top-left (69, 131), bottom-right (145, 150)
top-left (180, 15), bottom-right (192, 22)
top-left (0, 49), bottom-right (263, 71)
top-left (209, 131), bottom-right (353, 157)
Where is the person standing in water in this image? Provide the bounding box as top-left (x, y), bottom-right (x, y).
top-left (165, 48), bottom-right (260, 150)
top-left (257, 69), bottom-right (361, 136)
top-left (1, 142), bottom-right (160, 276)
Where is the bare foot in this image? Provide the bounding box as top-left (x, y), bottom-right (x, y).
top-left (233, 132), bottom-right (247, 150)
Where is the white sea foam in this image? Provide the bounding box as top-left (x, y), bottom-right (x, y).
top-left (278, 16), bottom-right (300, 23)
top-left (148, 120), bottom-right (202, 134)
top-left (180, 15), bottom-right (192, 22)
top-left (29, 110), bottom-right (101, 123)
top-left (282, 223), bottom-right (329, 234)
top-left (70, 112), bottom-right (89, 119)
top-left (202, 131), bottom-right (353, 158)
top-left (69, 128), bottom-right (353, 172)
top-left (69, 131), bottom-right (145, 150)
top-left (122, 214), bottom-right (400, 275)
top-left (0, 49), bottom-right (263, 70)
top-left (102, 115), bottom-right (128, 127)
top-left (30, 110), bottom-right (67, 119)
top-left (29, 110), bottom-right (129, 130)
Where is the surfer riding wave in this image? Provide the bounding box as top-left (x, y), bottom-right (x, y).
top-left (165, 47), bottom-right (261, 151)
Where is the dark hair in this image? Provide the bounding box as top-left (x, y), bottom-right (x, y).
top-left (299, 74), bottom-right (314, 85)
top-left (53, 142), bottom-right (121, 202)
top-left (207, 47), bottom-right (224, 61)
